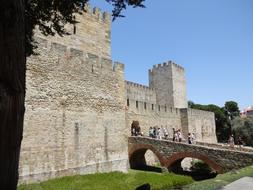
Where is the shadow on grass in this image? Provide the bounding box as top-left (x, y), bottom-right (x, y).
top-left (132, 165), bottom-right (217, 181)
top-left (173, 169), bottom-right (217, 181)
top-left (131, 165), bottom-right (162, 173)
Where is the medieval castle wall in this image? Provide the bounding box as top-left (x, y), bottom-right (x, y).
top-left (180, 109), bottom-right (217, 143)
top-left (20, 7), bottom-right (128, 183)
top-left (19, 6), bottom-right (217, 183)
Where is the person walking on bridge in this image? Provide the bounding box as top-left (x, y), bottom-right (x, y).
top-left (228, 135), bottom-right (235, 149)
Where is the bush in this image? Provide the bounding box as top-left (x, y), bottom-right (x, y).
top-left (190, 160), bottom-right (212, 172)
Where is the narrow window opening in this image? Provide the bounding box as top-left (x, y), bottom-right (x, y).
top-left (152, 104), bottom-right (154, 110)
top-left (73, 16), bottom-right (76, 34)
top-left (73, 25), bottom-right (76, 34)
top-left (136, 101), bottom-right (138, 109)
top-left (158, 105), bottom-right (160, 111)
top-left (127, 99), bottom-right (130, 106)
top-left (144, 102), bottom-right (147, 110)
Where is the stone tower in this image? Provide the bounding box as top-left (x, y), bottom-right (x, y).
top-left (149, 61), bottom-right (187, 108)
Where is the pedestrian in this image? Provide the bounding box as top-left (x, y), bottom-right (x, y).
top-left (164, 127), bottom-right (168, 140)
top-left (191, 133), bottom-right (196, 144)
top-left (153, 127), bottom-right (157, 138)
top-left (157, 127), bottom-right (161, 139)
top-left (188, 133), bottom-right (192, 144)
top-left (228, 135), bottom-right (235, 148)
top-left (178, 129), bottom-right (182, 142)
top-left (149, 127), bottom-right (153, 138)
top-left (172, 128), bottom-right (176, 141)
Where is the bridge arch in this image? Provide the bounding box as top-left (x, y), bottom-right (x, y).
top-left (129, 144), bottom-right (167, 170)
top-left (166, 152), bottom-right (223, 173)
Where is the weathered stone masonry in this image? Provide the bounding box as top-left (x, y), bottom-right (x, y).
top-left (19, 6), bottom-right (217, 183)
top-left (129, 137), bottom-right (253, 173)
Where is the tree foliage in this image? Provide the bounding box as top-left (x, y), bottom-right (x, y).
top-left (232, 116), bottom-right (253, 146)
top-left (224, 101), bottom-right (240, 120)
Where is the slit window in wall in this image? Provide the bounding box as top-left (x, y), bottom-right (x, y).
top-left (127, 99), bottom-right (130, 107)
top-left (158, 105), bottom-right (160, 111)
top-left (73, 16), bottom-right (76, 34)
top-left (152, 104), bottom-right (154, 110)
top-left (136, 101), bottom-right (138, 109)
top-left (73, 25), bottom-right (76, 34)
top-left (171, 107), bottom-right (173, 112)
top-left (165, 105), bottom-right (167, 112)
top-left (144, 102), bottom-right (147, 110)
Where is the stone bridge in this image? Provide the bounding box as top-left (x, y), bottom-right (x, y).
top-left (128, 137), bottom-right (253, 173)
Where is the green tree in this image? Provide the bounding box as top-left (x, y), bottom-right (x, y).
top-left (223, 101), bottom-right (240, 135)
top-left (0, 1), bottom-right (145, 189)
top-left (232, 116), bottom-right (253, 146)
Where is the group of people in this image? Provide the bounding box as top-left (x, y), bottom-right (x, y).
top-left (130, 122), bottom-right (198, 145)
top-left (187, 132), bottom-right (196, 144)
top-left (228, 135), bottom-right (244, 149)
top-left (172, 128), bottom-right (183, 142)
top-left (172, 128), bottom-right (196, 144)
top-left (146, 126), bottom-right (197, 144)
top-left (131, 121), bottom-right (143, 136)
top-left (148, 126), bottom-right (169, 139)
top-left (130, 122), bottom-right (247, 151)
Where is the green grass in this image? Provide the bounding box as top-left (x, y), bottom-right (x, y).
top-left (18, 170), bottom-right (193, 190)
top-left (183, 166), bottom-right (253, 190)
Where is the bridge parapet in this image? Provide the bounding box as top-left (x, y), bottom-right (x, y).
top-left (128, 136), bottom-right (253, 173)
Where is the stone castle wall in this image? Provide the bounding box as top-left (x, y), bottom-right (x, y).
top-left (126, 99), bottom-right (182, 137)
top-left (19, 5), bottom-right (217, 184)
top-left (19, 8), bottom-right (128, 183)
top-left (125, 81), bottom-right (156, 104)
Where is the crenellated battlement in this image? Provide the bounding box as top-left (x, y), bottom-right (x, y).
top-left (82, 4), bottom-right (111, 23)
top-left (150, 60), bottom-right (184, 73)
top-left (34, 37), bottom-right (123, 74)
top-left (125, 81), bottom-right (153, 91)
top-left (34, 5), bottom-right (112, 59)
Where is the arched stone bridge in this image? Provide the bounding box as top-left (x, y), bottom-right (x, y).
top-left (128, 137), bottom-right (253, 173)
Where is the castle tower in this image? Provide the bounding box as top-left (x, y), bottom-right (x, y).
top-left (35, 5), bottom-right (111, 59)
top-left (149, 61), bottom-right (187, 108)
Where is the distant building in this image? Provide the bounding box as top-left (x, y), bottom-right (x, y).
top-left (240, 106), bottom-right (253, 117)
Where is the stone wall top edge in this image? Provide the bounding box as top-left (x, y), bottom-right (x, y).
top-left (187, 108), bottom-right (215, 116)
top-left (33, 36), bottom-right (123, 73)
top-left (125, 80), bottom-right (153, 91)
top-left (81, 4), bottom-right (111, 23)
top-left (150, 60), bottom-right (184, 72)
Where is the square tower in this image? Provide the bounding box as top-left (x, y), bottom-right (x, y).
top-left (149, 61), bottom-right (187, 108)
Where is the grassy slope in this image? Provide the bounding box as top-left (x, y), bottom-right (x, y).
top-left (18, 170), bottom-right (193, 190)
top-left (184, 166), bottom-right (253, 190)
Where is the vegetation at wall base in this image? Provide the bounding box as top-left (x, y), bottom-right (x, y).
top-left (183, 165), bottom-right (253, 190)
top-left (18, 170), bottom-right (193, 190)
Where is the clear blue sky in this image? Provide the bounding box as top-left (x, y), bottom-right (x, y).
top-left (90, 0), bottom-right (253, 110)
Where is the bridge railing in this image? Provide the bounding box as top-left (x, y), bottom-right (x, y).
top-left (130, 135), bottom-right (253, 153)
